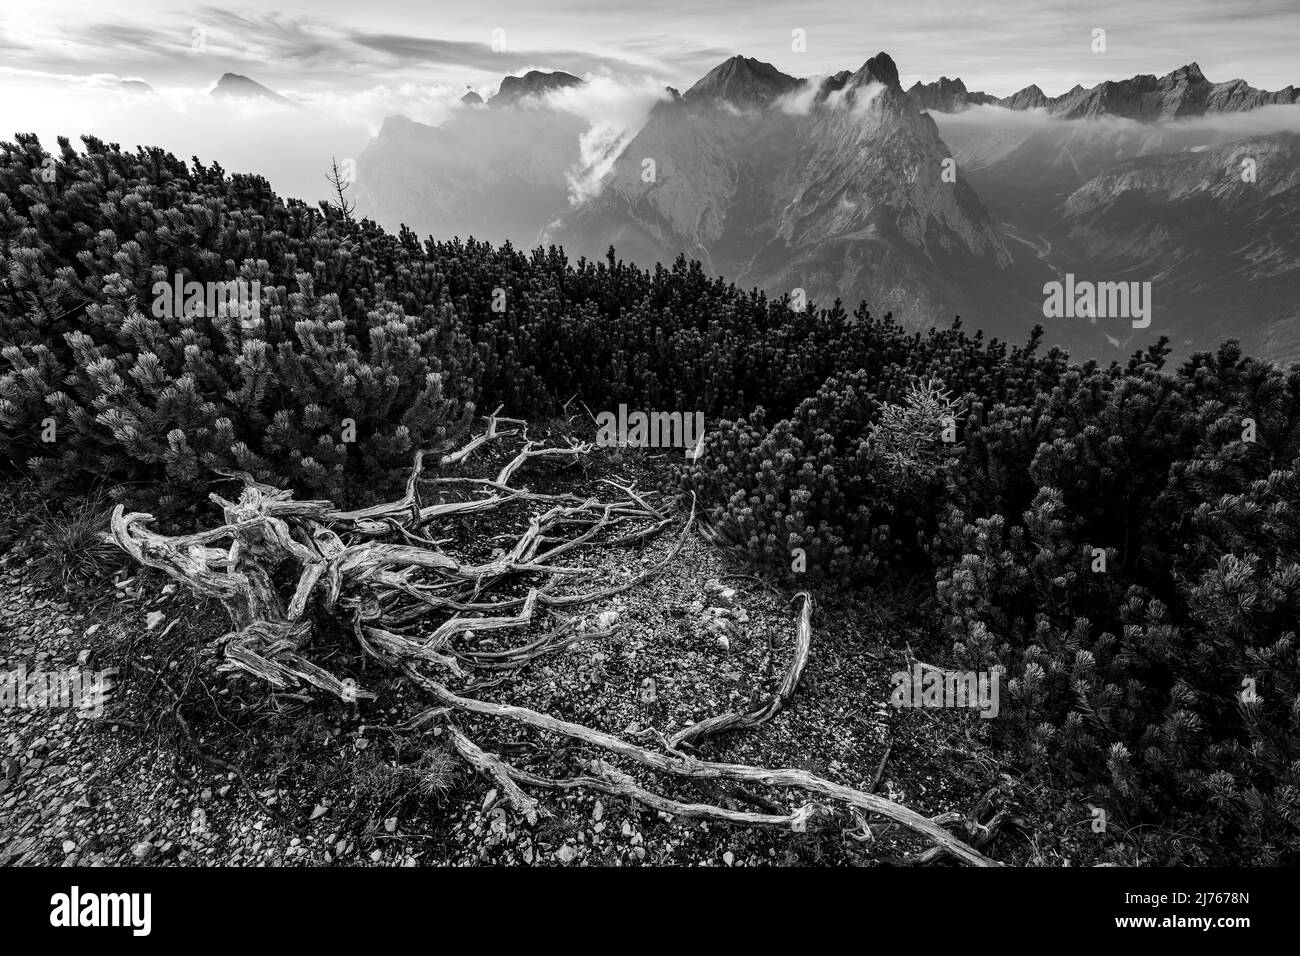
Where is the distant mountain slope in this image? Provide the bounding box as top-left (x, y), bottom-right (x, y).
top-left (353, 70), bottom-right (598, 244)
top-left (936, 102), bottom-right (1300, 360)
top-left (354, 108), bottom-right (586, 246)
top-left (1058, 133), bottom-right (1300, 359)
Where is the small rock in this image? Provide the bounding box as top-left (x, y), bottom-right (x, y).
top-left (554, 844), bottom-right (578, 865)
top-left (370, 849), bottom-right (383, 863)
top-left (309, 804), bottom-right (328, 821)
top-left (145, 611), bottom-right (165, 631)
top-left (384, 817), bottom-right (397, 833)
top-left (723, 851), bottom-right (735, 866)
top-left (62, 840), bottom-right (76, 854)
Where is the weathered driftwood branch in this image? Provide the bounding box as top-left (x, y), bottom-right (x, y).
top-left (669, 591), bottom-right (813, 750)
top-left (404, 668), bottom-right (999, 866)
top-left (109, 423), bottom-right (665, 696)
top-left (504, 757), bottom-right (834, 832)
top-left (445, 724), bottom-right (543, 825)
top-left (903, 786), bottom-right (1010, 866)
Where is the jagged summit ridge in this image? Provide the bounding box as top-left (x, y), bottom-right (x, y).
top-left (677, 52), bottom-right (904, 111)
top-left (490, 70), bottom-right (582, 106)
top-left (907, 62), bottom-right (1298, 119)
top-left (907, 76), bottom-right (997, 111)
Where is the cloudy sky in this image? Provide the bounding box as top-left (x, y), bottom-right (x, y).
top-left (2, 0), bottom-right (1296, 206)
top-left (3, 0), bottom-right (1298, 96)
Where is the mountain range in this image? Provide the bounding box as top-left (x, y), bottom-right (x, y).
top-left (908, 63), bottom-right (1300, 120)
top-left (243, 56), bottom-right (1300, 361)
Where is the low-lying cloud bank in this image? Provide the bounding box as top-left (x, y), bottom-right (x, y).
top-left (0, 70), bottom-right (411, 204)
top-left (929, 100), bottom-right (1300, 178)
top-left (0, 67), bottom-right (671, 209)
top-left (932, 100), bottom-right (1300, 137)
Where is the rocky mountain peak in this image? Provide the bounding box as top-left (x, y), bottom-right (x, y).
top-left (998, 83), bottom-right (1048, 109)
top-left (211, 73), bottom-right (295, 106)
top-left (683, 55), bottom-right (801, 105)
top-left (490, 70), bottom-right (582, 107)
top-left (907, 74), bottom-right (998, 111)
top-left (854, 51), bottom-right (902, 91)
top-left (1166, 62), bottom-right (1206, 84)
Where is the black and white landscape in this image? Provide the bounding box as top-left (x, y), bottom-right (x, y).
top-left (1, 0), bottom-right (1298, 912)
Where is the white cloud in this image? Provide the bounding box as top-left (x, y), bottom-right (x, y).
top-left (774, 78), bottom-right (822, 116)
top-left (0, 71), bottom-right (370, 204)
top-left (535, 72), bottom-right (668, 205)
top-left (293, 85), bottom-right (464, 136)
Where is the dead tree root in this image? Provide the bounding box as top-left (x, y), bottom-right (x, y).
top-left (109, 416), bottom-right (1000, 866)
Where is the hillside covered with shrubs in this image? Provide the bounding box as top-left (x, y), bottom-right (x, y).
top-left (3, 133), bottom-right (1298, 864)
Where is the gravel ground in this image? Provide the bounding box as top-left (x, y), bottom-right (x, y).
top-left (1, 454), bottom-right (1013, 868)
